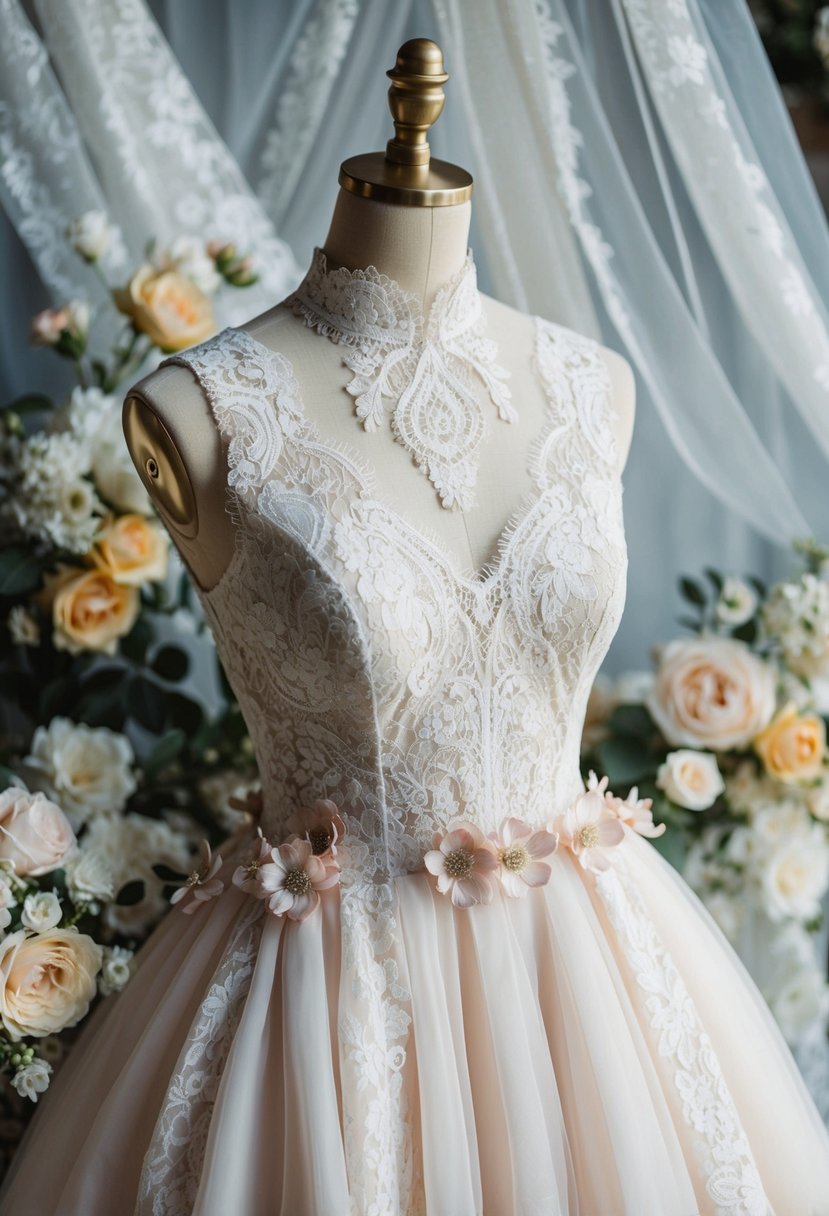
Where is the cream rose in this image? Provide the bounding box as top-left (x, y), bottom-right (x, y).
top-left (753, 701), bottom-right (826, 784)
top-left (25, 718), bottom-right (135, 827)
top-left (92, 515), bottom-right (168, 586)
top-left (761, 828), bottom-right (829, 923)
top-left (646, 636), bottom-right (776, 750)
top-left (0, 929), bottom-right (102, 1040)
top-left (0, 789), bottom-right (76, 877)
top-left (45, 566), bottom-right (139, 656)
top-left (115, 264), bottom-right (215, 352)
top-left (656, 749), bottom-right (725, 811)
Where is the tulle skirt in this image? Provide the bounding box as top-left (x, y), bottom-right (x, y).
top-left (2, 827), bottom-right (829, 1216)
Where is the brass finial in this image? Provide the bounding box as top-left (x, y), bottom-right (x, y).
top-left (339, 38), bottom-right (473, 208)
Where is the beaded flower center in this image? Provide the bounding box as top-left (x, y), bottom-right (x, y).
top-left (579, 824), bottom-right (600, 848)
top-left (499, 843), bottom-right (529, 872)
top-left (308, 828), bottom-right (332, 855)
top-left (443, 848), bottom-right (474, 879)
top-left (284, 868), bottom-right (312, 895)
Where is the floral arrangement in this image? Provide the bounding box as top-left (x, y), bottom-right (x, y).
top-left (0, 212), bottom-right (260, 1167)
top-left (582, 538), bottom-right (829, 1051)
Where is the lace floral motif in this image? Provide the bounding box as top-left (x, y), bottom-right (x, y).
top-left (159, 269), bottom-right (629, 1210)
top-left (595, 859), bottom-right (771, 1216)
top-left (287, 247), bottom-right (516, 509)
top-left (135, 897), bottom-right (264, 1216)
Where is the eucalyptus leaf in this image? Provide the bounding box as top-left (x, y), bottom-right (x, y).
top-left (151, 645), bottom-right (189, 682)
top-left (0, 550), bottom-right (44, 598)
top-left (678, 576), bottom-right (706, 607)
top-left (114, 879), bottom-right (145, 907)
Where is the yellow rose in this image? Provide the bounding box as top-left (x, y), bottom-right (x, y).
top-left (754, 701), bottom-right (826, 783)
top-left (0, 928), bottom-right (102, 1040)
top-left (92, 514), bottom-right (168, 586)
top-left (44, 566), bottom-right (139, 656)
top-left (114, 264), bottom-right (214, 352)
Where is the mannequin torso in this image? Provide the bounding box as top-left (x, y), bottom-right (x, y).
top-left (123, 190), bottom-right (635, 592)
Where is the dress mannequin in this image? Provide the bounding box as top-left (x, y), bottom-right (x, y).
top-left (122, 40), bottom-right (635, 594)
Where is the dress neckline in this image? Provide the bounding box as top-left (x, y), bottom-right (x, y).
top-left (198, 317), bottom-right (589, 603)
top-left (284, 246), bottom-right (516, 512)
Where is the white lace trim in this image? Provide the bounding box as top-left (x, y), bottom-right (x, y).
top-left (287, 247), bottom-right (516, 510)
top-left (595, 861), bottom-right (771, 1216)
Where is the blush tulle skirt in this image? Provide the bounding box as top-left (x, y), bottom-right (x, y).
top-left (2, 828), bottom-right (829, 1216)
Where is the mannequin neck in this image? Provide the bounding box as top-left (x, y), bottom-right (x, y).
top-left (321, 188), bottom-right (472, 312)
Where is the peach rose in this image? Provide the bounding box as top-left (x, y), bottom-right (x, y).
top-left (114, 264), bottom-right (214, 351)
top-left (0, 789), bottom-right (76, 877)
top-left (45, 566), bottom-right (139, 656)
top-left (646, 636), bottom-right (776, 750)
top-left (754, 702), bottom-right (826, 784)
top-left (0, 928), bottom-right (102, 1040)
top-left (92, 515), bottom-right (168, 586)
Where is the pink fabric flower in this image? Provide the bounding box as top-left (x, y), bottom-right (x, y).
top-left (487, 817), bottom-right (559, 897)
top-left (231, 826), bottom-right (273, 896)
top-left (170, 840), bottom-right (224, 914)
top-left (604, 784), bottom-right (666, 838)
top-left (285, 798), bottom-right (345, 858)
top-left (424, 822), bottom-right (498, 907)
top-left (258, 837), bottom-right (340, 922)
top-left (555, 773), bottom-right (625, 872)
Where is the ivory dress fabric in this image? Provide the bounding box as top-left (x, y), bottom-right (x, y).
top-left (3, 253), bottom-right (829, 1216)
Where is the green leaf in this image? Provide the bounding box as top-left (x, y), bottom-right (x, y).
top-left (703, 567), bottom-right (724, 593)
top-left (127, 674), bottom-right (167, 733)
top-left (607, 703), bottom-right (654, 739)
top-left (731, 620), bottom-right (758, 645)
top-left (144, 728), bottom-right (186, 779)
top-left (151, 862), bottom-right (187, 883)
top-left (594, 737), bottom-right (653, 785)
top-left (2, 393), bottom-right (53, 416)
top-left (151, 645), bottom-right (189, 682)
top-left (114, 879), bottom-right (145, 906)
top-left (163, 691), bottom-right (204, 735)
top-left (40, 676), bottom-right (75, 721)
top-left (120, 615), bottom-right (153, 664)
top-left (678, 576), bottom-right (706, 607)
top-left (676, 615), bottom-right (703, 633)
top-left (0, 766), bottom-right (18, 790)
top-left (0, 549), bottom-right (44, 597)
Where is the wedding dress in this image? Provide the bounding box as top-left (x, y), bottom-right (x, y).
top-left (3, 251), bottom-right (829, 1216)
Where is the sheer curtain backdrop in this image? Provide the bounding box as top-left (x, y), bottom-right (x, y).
top-left (2, 0), bottom-right (829, 673)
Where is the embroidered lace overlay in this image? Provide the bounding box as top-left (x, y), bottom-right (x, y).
top-left (286, 247), bottom-right (516, 509)
top-left (135, 285), bottom-right (789, 1216)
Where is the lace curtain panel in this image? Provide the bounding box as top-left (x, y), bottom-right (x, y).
top-left (2, 0), bottom-right (829, 676)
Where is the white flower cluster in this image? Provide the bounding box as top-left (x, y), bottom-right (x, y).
top-left (153, 235), bottom-right (221, 295)
top-left (762, 572), bottom-right (829, 680)
top-left (683, 764), bottom-right (829, 1045)
top-left (7, 430), bottom-right (103, 554)
top-left (67, 386), bottom-right (151, 515)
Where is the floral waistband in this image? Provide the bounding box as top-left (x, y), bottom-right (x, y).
top-left (171, 772), bottom-right (664, 923)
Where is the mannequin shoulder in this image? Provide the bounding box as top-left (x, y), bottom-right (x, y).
top-left (481, 294), bottom-right (635, 472)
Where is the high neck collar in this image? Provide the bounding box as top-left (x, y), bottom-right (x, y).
top-left (285, 247), bottom-right (516, 511)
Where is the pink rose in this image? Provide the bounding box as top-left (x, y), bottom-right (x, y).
top-left (0, 789), bottom-right (76, 877)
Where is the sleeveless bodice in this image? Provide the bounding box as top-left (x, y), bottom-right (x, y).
top-left (163, 306), bottom-right (628, 886)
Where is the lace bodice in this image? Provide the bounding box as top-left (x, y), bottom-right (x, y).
top-left (162, 276), bottom-right (628, 888)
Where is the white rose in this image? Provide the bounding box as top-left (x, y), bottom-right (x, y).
top-left (11, 1059), bottom-right (52, 1103)
top-left (807, 782), bottom-right (829, 823)
top-left (66, 300), bottom-right (90, 339)
top-left (20, 891), bottom-right (62, 932)
top-left (647, 635), bottom-right (776, 750)
top-left (64, 848), bottom-right (115, 903)
top-left (67, 210), bottom-right (114, 261)
top-left (715, 578), bottom-right (758, 626)
top-left (752, 800), bottom-right (814, 850)
top-left (761, 827), bottom-right (829, 922)
top-left (0, 788), bottom-right (76, 876)
top-left (25, 718), bottom-right (136, 827)
top-left (98, 945), bottom-right (134, 996)
top-left (770, 964), bottom-right (829, 1045)
top-left (656, 749), bottom-right (725, 810)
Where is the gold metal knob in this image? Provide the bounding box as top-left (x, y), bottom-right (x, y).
top-left (339, 38), bottom-right (472, 208)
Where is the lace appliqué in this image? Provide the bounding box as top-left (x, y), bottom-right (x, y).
top-left (287, 247), bottom-right (516, 510)
top-left (595, 861), bottom-right (771, 1216)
